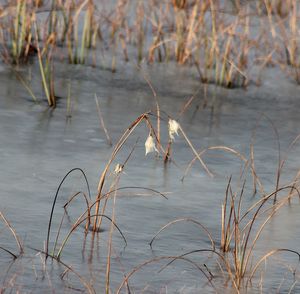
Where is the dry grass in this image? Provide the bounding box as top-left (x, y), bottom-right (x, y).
top-left (115, 175), bottom-right (300, 292)
top-left (0, 211), bottom-right (23, 259)
top-left (1, 1), bottom-right (300, 292)
top-left (0, 0), bottom-right (299, 100)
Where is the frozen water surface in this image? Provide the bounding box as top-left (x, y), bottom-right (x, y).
top-left (1, 58), bottom-right (300, 293)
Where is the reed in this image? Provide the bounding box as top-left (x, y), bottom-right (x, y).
top-left (68, 0), bottom-right (89, 64)
top-left (135, 2), bottom-right (145, 62)
top-left (34, 19), bottom-right (56, 106)
top-left (12, 67), bottom-right (39, 103)
top-left (258, 0), bottom-right (292, 18)
top-left (95, 94), bottom-right (112, 146)
top-left (220, 179), bottom-right (300, 290)
top-left (79, 0), bottom-right (95, 64)
top-left (0, 211), bottom-right (23, 258)
top-left (92, 112), bottom-right (161, 232)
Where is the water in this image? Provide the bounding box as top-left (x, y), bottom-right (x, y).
top-left (1, 59), bottom-right (300, 293)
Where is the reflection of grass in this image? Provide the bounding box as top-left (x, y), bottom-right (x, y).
top-left (1, 0), bottom-right (300, 96)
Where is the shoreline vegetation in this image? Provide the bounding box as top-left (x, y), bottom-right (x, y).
top-left (0, 0), bottom-right (300, 106)
top-left (1, 1), bottom-right (300, 293)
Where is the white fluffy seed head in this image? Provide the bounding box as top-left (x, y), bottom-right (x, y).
top-left (114, 163), bottom-right (123, 174)
top-left (145, 134), bottom-right (158, 155)
top-left (168, 119), bottom-right (180, 141)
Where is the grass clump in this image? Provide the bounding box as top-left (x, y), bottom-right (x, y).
top-left (115, 176), bottom-right (300, 293)
top-left (1, 0), bottom-right (300, 97)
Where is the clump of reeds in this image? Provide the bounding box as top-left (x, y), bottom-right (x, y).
top-left (279, 1), bottom-right (300, 83)
top-left (219, 178), bottom-right (300, 290)
top-left (1, 0), bottom-right (36, 64)
top-left (115, 174), bottom-right (300, 292)
top-left (254, 0), bottom-right (300, 84)
top-left (197, 2), bottom-right (251, 87)
top-left (146, 0), bottom-right (252, 88)
top-left (1, 0), bottom-right (300, 96)
top-left (63, 0), bottom-right (98, 64)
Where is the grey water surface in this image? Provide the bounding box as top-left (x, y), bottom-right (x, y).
top-left (1, 60), bottom-right (300, 293)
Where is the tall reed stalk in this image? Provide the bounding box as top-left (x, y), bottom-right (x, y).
top-left (9, 0), bottom-right (32, 64)
top-left (34, 19), bottom-right (56, 106)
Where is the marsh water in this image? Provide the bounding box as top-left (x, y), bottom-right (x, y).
top-left (1, 59), bottom-right (300, 293)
